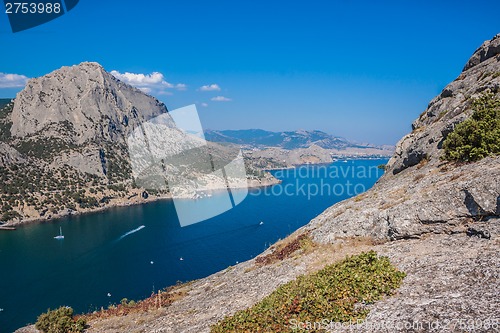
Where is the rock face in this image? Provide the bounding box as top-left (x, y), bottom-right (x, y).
top-left (11, 62), bottom-right (167, 143)
top-left (307, 34), bottom-right (500, 243)
top-left (6, 62), bottom-right (171, 180)
top-left (0, 63), bottom-right (276, 224)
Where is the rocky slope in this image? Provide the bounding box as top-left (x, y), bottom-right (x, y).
top-left (307, 34), bottom-right (500, 243)
top-left (0, 63), bottom-right (277, 226)
top-left (15, 35), bottom-right (500, 332)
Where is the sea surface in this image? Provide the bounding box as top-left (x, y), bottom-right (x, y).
top-left (0, 159), bottom-right (387, 332)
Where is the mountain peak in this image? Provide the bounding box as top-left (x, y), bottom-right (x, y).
top-left (463, 33), bottom-right (500, 71)
top-left (10, 62), bottom-right (167, 144)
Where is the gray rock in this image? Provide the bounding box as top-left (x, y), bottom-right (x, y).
top-left (303, 33), bottom-right (500, 244)
top-left (11, 62), bottom-right (169, 144)
top-left (463, 33), bottom-right (500, 71)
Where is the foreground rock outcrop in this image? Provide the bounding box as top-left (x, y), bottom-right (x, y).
top-left (307, 34), bottom-right (500, 243)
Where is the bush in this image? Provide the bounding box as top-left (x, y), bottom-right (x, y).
top-left (211, 251), bottom-right (405, 332)
top-left (35, 306), bottom-right (86, 333)
top-left (443, 93), bottom-right (500, 161)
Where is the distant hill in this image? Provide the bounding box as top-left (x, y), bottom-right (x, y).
top-left (205, 129), bottom-right (387, 150)
top-left (205, 129), bottom-right (394, 168)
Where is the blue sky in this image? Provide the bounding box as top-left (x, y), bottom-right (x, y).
top-left (1, 0), bottom-right (499, 145)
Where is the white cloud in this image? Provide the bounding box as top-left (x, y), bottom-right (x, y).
top-left (200, 103), bottom-right (209, 107)
top-left (110, 70), bottom-right (186, 96)
top-left (110, 70), bottom-right (169, 86)
top-left (199, 83), bottom-right (221, 91)
top-left (138, 87), bottom-right (152, 94)
top-left (175, 83), bottom-right (187, 91)
top-left (0, 72), bottom-right (29, 88)
top-left (211, 96), bottom-right (232, 102)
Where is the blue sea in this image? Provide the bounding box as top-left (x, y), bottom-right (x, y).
top-left (0, 159), bottom-right (386, 332)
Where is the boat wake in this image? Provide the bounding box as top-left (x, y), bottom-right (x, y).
top-left (118, 225), bottom-right (145, 240)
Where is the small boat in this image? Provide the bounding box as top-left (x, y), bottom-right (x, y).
top-left (259, 221), bottom-right (264, 226)
top-left (54, 227), bottom-right (64, 240)
top-left (179, 257), bottom-right (184, 261)
top-left (0, 308), bottom-right (4, 312)
top-left (107, 293), bottom-right (111, 297)
top-left (150, 261), bottom-right (154, 265)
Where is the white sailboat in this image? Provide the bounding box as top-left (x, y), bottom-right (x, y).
top-left (54, 227), bottom-right (64, 240)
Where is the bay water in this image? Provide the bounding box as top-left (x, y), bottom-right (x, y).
top-left (0, 159), bottom-right (386, 332)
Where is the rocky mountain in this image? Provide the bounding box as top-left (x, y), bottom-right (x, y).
top-left (206, 129), bottom-right (349, 149)
top-left (0, 63), bottom-right (277, 225)
top-left (206, 129), bottom-right (394, 168)
top-left (205, 128), bottom-right (393, 151)
top-left (30, 34), bottom-right (498, 333)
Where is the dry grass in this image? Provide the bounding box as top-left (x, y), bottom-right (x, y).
top-left (331, 208), bottom-right (346, 218)
top-left (353, 193), bottom-right (368, 202)
top-left (387, 187), bottom-right (407, 200)
top-left (255, 233), bottom-right (314, 266)
top-left (413, 173), bottom-right (425, 182)
top-left (449, 172), bottom-right (464, 181)
top-left (412, 125), bottom-right (426, 133)
top-left (80, 285), bottom-right (188, 322)
top-left (416, 156), bottom-right (429, 169)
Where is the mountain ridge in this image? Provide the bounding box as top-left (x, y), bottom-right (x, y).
top-left (205, 128), bottom-right (391, 150)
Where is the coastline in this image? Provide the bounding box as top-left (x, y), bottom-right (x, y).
top-left (0, 157), bottom-right (391, 230)
top-left (1, 177), bottom-right (281, 229)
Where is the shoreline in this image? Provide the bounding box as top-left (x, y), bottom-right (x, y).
top-left (1, 178), bottom-right (281, 229)
top-left (2, 157), bottom-right (389, 229)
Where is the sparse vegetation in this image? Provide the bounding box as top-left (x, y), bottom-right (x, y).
top-left (437, 109), bottom-right (449, 121)
top-left (35, 306), bottom-right (86, 333)
top-left (0, 100), bottom-right (13, 142)
top-left (82, 287), bottom-right (187, 321)
top-left (443, 93), bottom-right (500, 161)
top-left (211, 251), bottom-right (405, 333)
top-left (255, 233), bottom-right (314, 266)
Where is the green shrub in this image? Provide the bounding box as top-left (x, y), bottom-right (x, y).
top-left (120, 298), bottom-right (137, 307)
top-left (443, 93), bottom-right (500, 161)
top-left (211, 251), bottom-right (405, 333)
top-left (35, 306), bottom-right (86, 333)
